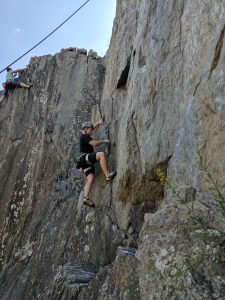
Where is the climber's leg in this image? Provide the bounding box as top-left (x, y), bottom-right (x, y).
top-left (95, 152), bottom-right (109, 178)
top-left (83, 173), bottom-right (94, 199)
top-left (95, 152), bottom-right (117, 181)
top-left (83, 168), bottom-right (95, 207)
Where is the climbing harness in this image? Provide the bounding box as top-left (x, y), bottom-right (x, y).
top-left (0, 0), bottom-right (91, 73)
top-left (75, 153), bottom-right (93, 169)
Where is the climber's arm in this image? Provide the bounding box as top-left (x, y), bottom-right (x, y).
top-left (93, 119), bottom-right (103, 129)
top-left (89, 139), bottom-right (109, 147)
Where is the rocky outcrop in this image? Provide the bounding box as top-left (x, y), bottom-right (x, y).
top-left (1, 0), bottom-right (225, 299)
top-left (79, 247), bottom-right (140, 300)
top-left (50, 262), bottom-right (97, 299)
top-left (0, 51), bottom-right (115, 299)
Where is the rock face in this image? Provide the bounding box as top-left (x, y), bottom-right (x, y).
top-left (1, 0), bottom-right (225, 299)
top-left (0, 51), bottom-right (113, 299)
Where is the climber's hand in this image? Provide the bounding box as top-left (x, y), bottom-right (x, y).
top-left (104, 139), bottom-right (110, 144)
top-left (98, 119), bottom-right (103, 126)
top-left (94, 120), bottom-right (103, 128)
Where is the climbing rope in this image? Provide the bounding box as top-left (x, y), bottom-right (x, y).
top-left (0, 0), bottom-right (91, 73)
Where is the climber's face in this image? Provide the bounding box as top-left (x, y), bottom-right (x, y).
top-left (86, 127), bottom-right (94, 135)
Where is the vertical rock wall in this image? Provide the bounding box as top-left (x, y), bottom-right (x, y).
top-left (102, 0), bottom-right (225, 204)
top-left (84, 0), bottom-right (225, 299)
top-left (0, 50), bottom-right (122, 299)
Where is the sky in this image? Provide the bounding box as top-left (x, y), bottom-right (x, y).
top-left (0, 0), bottom-right (116, 85)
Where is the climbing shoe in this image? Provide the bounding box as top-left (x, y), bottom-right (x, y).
top-left (106, 171), bottom-right (117, 182)
top-left (83, 198), bottom-right (95, 207)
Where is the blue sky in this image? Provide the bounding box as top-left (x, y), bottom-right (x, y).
top-left (0, 0), bottom-right (116, 85)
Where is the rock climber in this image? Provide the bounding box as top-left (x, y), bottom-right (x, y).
top-left (3, 67), bottom-right (32, 98)
top-left (78, 120), bottom-right (117, 207)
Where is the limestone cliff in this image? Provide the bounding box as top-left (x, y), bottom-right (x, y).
top-left (1, 1), bottom-right (225, 299)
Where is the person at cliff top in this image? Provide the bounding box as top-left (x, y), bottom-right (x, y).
top-left (4, 67), bottom-right (32, 97)
top-left (78, 120), bottom-right (117, 207)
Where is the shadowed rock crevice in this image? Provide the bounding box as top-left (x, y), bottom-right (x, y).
top-left (116, 55), bottom-right (131, 89)
top-left (121, 201), bottom-right (158, 249)
top-left (117, 156), bottom-right (171, 205)
top-left (115, 157), bottom-right (171, 250)
top-left (209, 23), bottom-right (225, 78)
